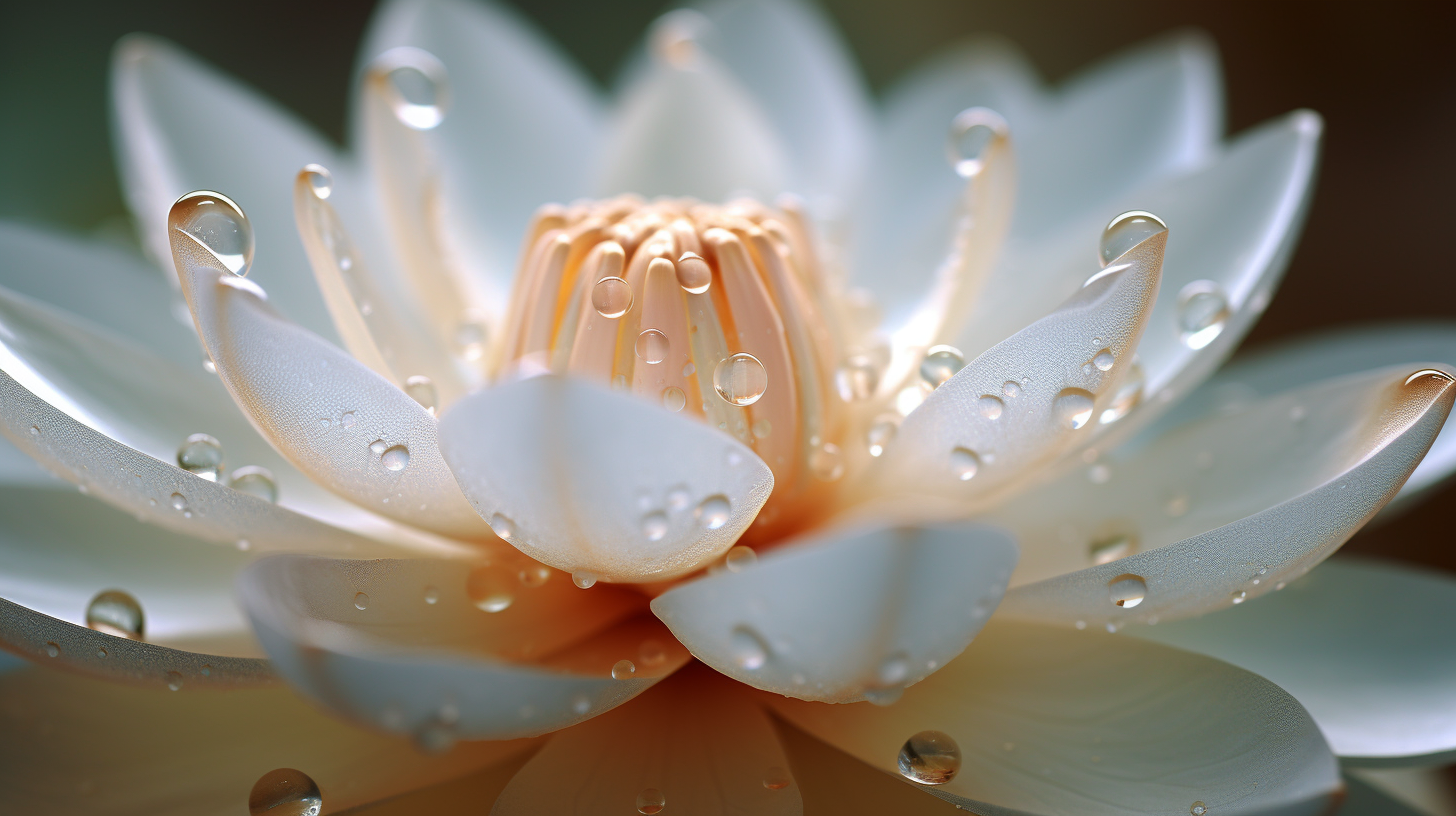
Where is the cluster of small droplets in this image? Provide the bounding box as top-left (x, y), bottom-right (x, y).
top-left (175, 432), bottom-right (280, 502)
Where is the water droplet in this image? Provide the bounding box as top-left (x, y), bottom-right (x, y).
top-left (381, 445), bottom-right (410, 471)
top-left (947, 107), bottom-right (1007, 178)
top-left (865, 686), bottom-right (904, 706)
top-left (835, 356), bottom-right (879, 402)
top-left (867, 416), bottom-right (898, 457)
top-left (86, 590), bottom-right (145, 640)
top-left (302, 164), bottom-right (332, 200)
top-left (369, 439), bottom-right (387, 455)
top-left (713, 353), bottom-right (768, 406)
top-left (898, 730), bottom-right (962, 785)
top-left (353, 592), bottom-right (370, 611)
top-left (919, 345), bottom-right (965, 389)
top-left (1231, 590), bottom-right (1247, 605)
top-left (1089, 535), bottom-right (1133, 565)
top-left (170, 493), bottom-right (188, 512)
top-left (374, 48), bottom-right (449, 130)
top-left (950, 447), bottom-right (980, 481)
top-left (695, 495), bottom-right (731, 530)
top-left (228, 466), bottom-right (279, 503)
top-left (675, 252), bottom-right (712, 294)
top-left (249, 768), bottom-right (323, 816)
top-left (572, 571), bottom-right (598, 589)
top-left (170, 191), bottom-right (255, 276)
top-left (466, 566), bottom-right (514, 613)
top-left (1177, 281), bottom-right (1230, 350)
top-left (1053, 388), bottom-right (1096, 430)
top-left (724, 546), bottom-right (757, 572)
top-left (455, 319), bottom-right (487, 361)
top-left (44, 642), bottom-right (58, 658)
top-left (1002, 380), bottom-right (1022, 399)
top-left (591, 276), bottom-right (633, 318)
top-left (96, 647), bottom-right (107, 658)
top-left (423, 586), bottom-right (439, 605)
top-left (1099, 361), bottom-right (1145, 425)
top-left (1092, 349), bottom-right (1115, 372)
top-left (1099, 210), bottom-right (1166, 267)
top-left (177, 433), bottom-right (224, 481)
top-left (489, 513), bottom-right (515, 541)
top-left (340, 411), bottom-right (358, 430)
top-left (636, 787), bottom-right (667, 815)
top-left (612, 659), bottom-right (637, 680)
top-left (518, 564), bottom-right (550, 588)
top-left (636, 329), bottom-right (670, 364)
top-left (1108, 574), bottom-right (1148, 608)
top-left (662, 386), bottom-right (686, 413)
top-left (405, 376), bottom-right (437, 413)
top-left (166, 671), bottom-right (184, 691)
top-left (763, 766), bottom-right (793, 790)
top-left (977, 395), bottom-right (1004, 420)
top-left (1191, 802), bottom-right (1208, 816)
top-left (28, 425), bottom-right (39, 436)
top-left (642, 511), bottom-right (669, 541)
top-left (878, 652), bottom-right (910, 686)
top-left (809, 443), bottom-right (845, 481)
top-left (730, 625), bottom-right (770, 670)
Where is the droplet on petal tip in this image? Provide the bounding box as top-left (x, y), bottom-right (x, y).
top-left (946, 107), bottom-right (1009, 178)
top-left (369, 47), bottom-right (450, 130)
top-left (1098, 210), bottom-right (1167, 267)
top-left (169, 191), bottom-right (254, 276)
top-left (249, 768), bottom-right (322, 816)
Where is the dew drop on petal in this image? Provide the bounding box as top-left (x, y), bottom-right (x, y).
top-left (376, 49), bottom-right (449, 130)
top-left (405, 376), bottom-right (438, 413)
top-left (572, 571), bottom-right (598, 589)
top-left (1177, 280), bottom-right (1231, 350)
top-left (730, 625), bottom-right (770, 670)
top-left (1002, 380), bottom-right (1021, 399)
top-left (44, 642), bottom-right (59, 658)
top-left (591, 276), bottom-right (633, 318)
top-left (518, 565), bottom-right (550, 588)
top-left (642, 511), bottom-right (669, 541)
top-left (835, 356), bottom-right (879, 402)
top-left (369, 439), bottom-right (387, 455)
top-left (635, 788), bottom-right (666, 815)
top-left (177, 433), bottom-right (224, 481)
top-left (713, 353), bottom-right (768, 406)
top-left (897, 730), bottom-right (962, 785)
top-left (1099, 210), bottom-right (1166, 267)
top-left (640, 639), bottom-right (669, 667)
top-left (1231, 590), bottom-right (1247, 605)
top-left (809, 443), bottom-right (845, 481)
top-left (675, 252), bottom-right (712, 294)
top-left (946, 107), bottom-right (1006, 178)
top-left (249, 768), bottom-right (322, 816)
top-left (662, 386), bottom-right (686, 413)
top-left (170, 493), bottom-right (188, 512)
top-left (228, 466), bottom-right (278, 503)
top-left (1053, 388), bottom-right (1096, 430)
top-left (867, 416), bottom-right (898, 457)
top-left (170, 191), bottom-right (255, 276)
top-left (466, 567), bottom-right (514, 613)
top-left (1099, 361), bottom-right (1145, 425)
top-left (724, 546), bottom-right (757, 572)
top-left (1108, 574), bottom-right (1148, 608)
top-left (919, 345), bottom-right (965, 389)
top-left (166, 671), bottom-right (184, 691)
top-left (302, 164), bottom-right (332, 200)
top-left (381, 445), bottom-right (410, 471)
top-left (1191, 803), bottom-right (1208, 816)
top-left (423, 586), bottom-right (439, 605)
top-left (612, 659), bottom-right (637, 680)
top-left (950, 447), bottom-right (980, 481)
top-left (353, 592), bottom-right (369, 611)
top-left (488, 513), bottom-right (515, 541)
top-left (878, 652), bottom-right (910, 685)
top-left (85, 590), bottom-right (144, 640)
top-left (1089, 535), bottom-right (1133, 565)
top-left (636, 329), bottom-right (670, 364)
top-left (694, 495), bottom-right (731, 529)
top-left (1092, 349), bottom-right (1115, 372)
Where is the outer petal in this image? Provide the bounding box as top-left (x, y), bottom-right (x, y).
top-left (996, 366), bottom-right (1455, 627)
top-left (1134, 557), bottom-right (1456, 766)
top-left (493, 665), bottom-right (801, 815)
top-left (237, 554), bottom-right (689, 741)
top-left (651, 522), bottom-right (1017, 703)
top-left (438, 376), bottom-right (773, 583)
top-left (0, 665), bottom-right (532, 816)
top-left (770, 621), bottom-right (1342, 816)
top-left (111, 35), bottom-right (343, 343)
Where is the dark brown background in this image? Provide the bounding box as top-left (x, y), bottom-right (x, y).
top-left (0, 0), bottom-right (1453, 571)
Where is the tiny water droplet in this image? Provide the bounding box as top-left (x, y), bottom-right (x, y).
top-left (642, 511), bottom-right (669, 541)
top-left (1002, 380), bottom-right (1022, 399)
top-left (1177, 281), bottom-right (1230, 350)
top-left (381, 445), bottom-right (410, 471)
top-left (1099, 210), bottom-right (1166, 267)
top-left (489, 513), bottom-right (515, 541)
top-left (978, 395), bottom-right (1004, 420)
top-left (591, 276), bottom-right (633, 318)
top-left (466, 566), bottom-right (514, 613)
top-left (518, 564), bottom-right (550, 588)
top-left (809, 443), bottom-right (845, 481)
top-left (1191, 802), bottom-right (1208, 816)
top-left (374, 48), bottom-right (449, 130)
top-left (423, 586), bottom-right (439, 605)
top-left (572, 571), bottom-right (598, 589)
top-left (724, 546), bottom-right (757, 572)
top-left (86, 590), bottom-right (145, 639)
top-left (405, 376), bottom-right (437, 413)
top-left (353, 592), bottom-right (370, 611)
top-left (170, 191), bottom-right (255, 276)
top-left (730, 625), bottom-right (770, 670)
top-left (612, 659), bottom-right (637, 680)
top-left (1053, 388), bottom-right (1096, 430)
top-left (635, 787), bottom-right (667, 815)
top-left (675, 252), bottom-right (712, 294)
top-left (302, 164), bottom-right (332, 199)
top-left (166, 671), bottom-right (184, 691)
top-left (763, 766), bottom-right (793, 790)
top-left (456, 319), bottom-right (487, 361)
top-left (867, 416), bottom-right (898, 457)
top-left (369, 439), bottom-right (387, 455)
top-left (898, 730), bottom-right (962, 785)
top-left (714, 353), bottom-right (768, 406)
top-left (44, 642), bottom-right (59, 657)
top-left (27, 425), bottom-right (38, 437)
top-left (636, 329), bottom-right (670, 364)
top-left (950, 447), bottom-right (980, 481)
top-left (919, 345), bottom-right (965, 389)
top-left (835, 356), bottom-right (879, 402)
top-left (695, 495), bottom-right (731, 530)
top-left (1099, 361), bottom-right (1145, 425)
top-left (170, 493), bottom-right (188, 512)
top-left (947, 107), bottom-right (1006, 178)
top-left (96, 647), bottom-right (107, 658)
top-left (1089, 535), bottom-right (1133, 565)
top-left (177, 433), bottom-right (224, 481)
top-left (1092, 349), bottom-right (1115, 372)
top-left (1108, 574), bottom-right (1147, 608)
top-left (249, 768), bottom-right (322, 816)
top-left (662, 386), bottom-right (686, 413)
top-left (228, 466), bottom-right (278, 503)
top-left (1231, 590), bottom-right (1247, 605)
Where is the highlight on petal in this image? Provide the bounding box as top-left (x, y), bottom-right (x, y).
top-left (1135, 558), bottom-right (1456, 765)
top-left (493, 664), bottom-right (802, 815)
top-left (651, 522), bottom-right (1016, 703)
top-left (770, 621), bottom-right (1342, 816)
top-left (237, 554), bottom-right (688, 741)
top-left (438, 376), bottom-right (773, 583)
top-left (996, 365), bottom-right (1455, 628)
top-left (0, 665), bottom-right (532, 816)
top-left (169, 197), bottom-right (493, 540)
top-left (867, 228), bottom-right (1164, 514)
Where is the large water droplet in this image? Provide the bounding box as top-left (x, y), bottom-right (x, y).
top-left (695, 494), bottom-right (731, 529)
top-left (177, 433), bottom-right (224, 481)
top-left (381, 445), bottom-right (410, 471)
top-left (1108, 574), bottom-right (1148, 608)
top-left (170, 191), bottom-right (255, 276)
top-left (1099, 210), bottom-right (1166, 267)
top-left (249, 768), bottom-right (322, 816)
top-left (713, 353), bottom-right (768, 406)
top-left (228, 465), bottom-right (279, 503)
top-left (950, 447), bottom-right (980, 481)
top-left (675, 252), bottom-right (712, 294)
top-left (489, 513), bottom-right (515, 541)
top-left (978, 395), bottom-right (1004, 420)
top-left (835, 356), bottom-right (879, 402)
top-left (302, 164), bottom-right (333, 200)
top-left (1054, 388), bottom-right (1096, 430)
top-left (612, 659), bottom-right (637, 680)
top-left (730, 625), bottom-right (770, 670)
top-left (809, 443), bottom-right (844, 481)
top-left (919, 345), bottom-right (965, 389)
top-left (572, 571), bottom-right (599, 589)
top-left (867, 416), bottom-right (898, 457)
top-left (897, 730), bottom-right (962, 785)
top-left (1099, 361), bottom-right (1145, 425)
top-left (374, 48), bottom-right (449, 130)
top-left (591, 276), bottom-right (633, 318)
top-left (1177, 280), bottom-right (1230, 350)
top-left (642, 511), bottom-right (669, 542)
top-left (466, 567), bottom-right (514, 613)
top-left (405, 376), bottom-right (438, 413)
top-left (636, 787), bottom-right (667, 815)
top-left (946, 107), bottom-right (1007, 178)
top-left (636, 329), bottom-right (670, 364)
top-left (85, 590), bottom-right (144, 640)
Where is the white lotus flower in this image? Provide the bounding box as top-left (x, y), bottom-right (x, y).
top-left (3, 0), bottom-right (1456, 813)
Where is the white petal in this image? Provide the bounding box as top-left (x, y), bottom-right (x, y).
top-left (1133, 557), bottom-right (1456, 765)
top-left (696, 0), bottom-right (874, 206)
top-left (996, 365), bottom-right (1455, 627)
top-left (438, 376), bottom-right (773, 583)
top-left (867, 230), bottom-right (1163, 514)
top-left (356, 0), bottom-right (603, 305)
top-left (111, 35), bottom-right (344, 343)
top-left (651, 522), bottom-right (1016, 702)
top-left (771, 620), bottom-right (1341, 816)
top-left (0, 664), bottom-right (532, 815)
top-left (493, 665), bottom-right (801, 815)
top-left (171, 219), bottom-right (492, 540)
top-left (237, 554), bottom-right (688, 740)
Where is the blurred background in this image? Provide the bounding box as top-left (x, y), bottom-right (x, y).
top-left (0, 0), bottom-right (1452, 579)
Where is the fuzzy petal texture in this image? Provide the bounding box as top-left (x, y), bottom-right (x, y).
top-left (771, 620), bottom-right (1341, 816)
top-left (997, 365), bottom-right (1455, 627)
top-left (651, 522), bottom-right (1016, 702)
top-left (1135, 557), bottom-right (1456, 766)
